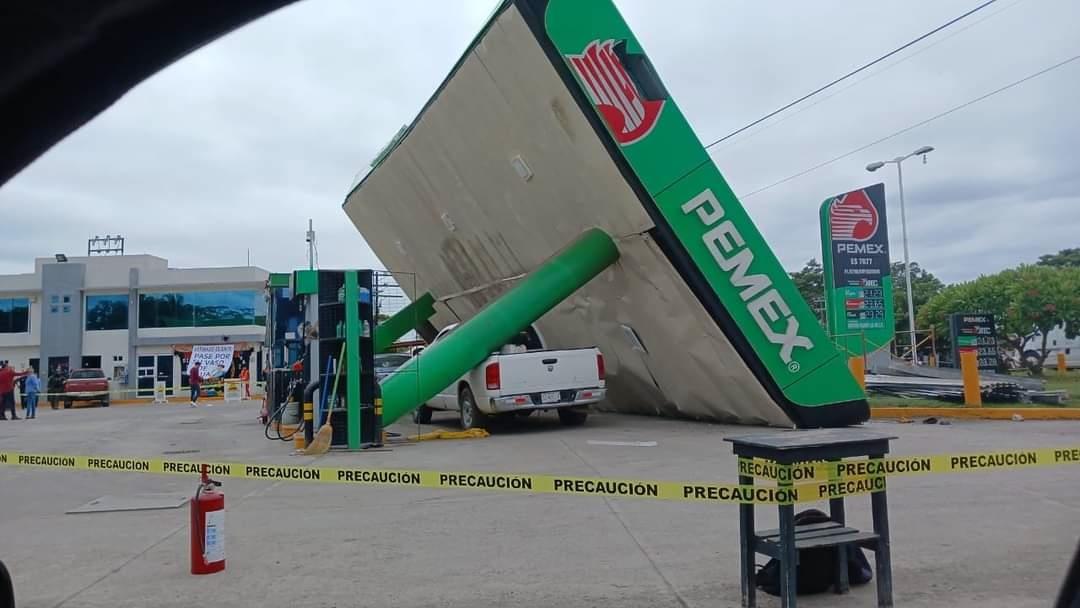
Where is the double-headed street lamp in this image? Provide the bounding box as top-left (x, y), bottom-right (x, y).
top-left (867, 145), bottom-right (934, 365)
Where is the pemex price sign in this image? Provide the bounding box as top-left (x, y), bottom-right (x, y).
top-left (819, 183), bottom-right (895, 356)
top-left (949, 313), bottom-right (999, 372)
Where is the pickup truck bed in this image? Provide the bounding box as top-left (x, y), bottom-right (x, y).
top-left (417, 324), bottom-right (606, 429)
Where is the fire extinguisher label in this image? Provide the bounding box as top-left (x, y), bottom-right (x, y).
top-left (203, 510), bottom-right (225, 563)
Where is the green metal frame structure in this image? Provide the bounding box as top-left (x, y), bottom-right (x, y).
top-left (375, 292), bottom-right (436, 354)
top-left (344, 270), bottom-right (362, 448)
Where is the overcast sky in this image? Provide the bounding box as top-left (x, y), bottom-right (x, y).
top-left (2, 0), bottom-right (1076, 283)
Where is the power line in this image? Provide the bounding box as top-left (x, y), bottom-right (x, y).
top-left (703, 0), bottom-right (999, 150)
top-left (708, 0), bottom-right (1028, 155)
top-left (740, 53), bottom-right (1080, 199)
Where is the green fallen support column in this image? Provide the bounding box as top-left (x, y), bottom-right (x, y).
top-left (380, 228), bottom-right (619, 425)
top-left (375, 292), bottom-right (436, 353)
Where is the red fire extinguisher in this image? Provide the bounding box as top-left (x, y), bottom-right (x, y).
top-left (190, 464), bottom-right (225, 575)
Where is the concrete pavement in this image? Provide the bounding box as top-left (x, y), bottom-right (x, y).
top-left (1, 401), bottom-right (1078, 607)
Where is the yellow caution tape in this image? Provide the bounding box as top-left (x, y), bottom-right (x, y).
top-left (739, 445), bottom-right (1080, 482)
top-left (1, 445), bottom-right (1078, 505)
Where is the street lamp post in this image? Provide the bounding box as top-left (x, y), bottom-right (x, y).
top-left (867, 145), bottom-right (934, 365)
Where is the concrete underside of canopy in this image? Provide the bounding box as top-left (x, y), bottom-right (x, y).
top-left (344, 5), bottom-right (795, 427)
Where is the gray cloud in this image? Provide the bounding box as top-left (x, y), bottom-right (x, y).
top-left (2, 0), bottom-right (1076, 286)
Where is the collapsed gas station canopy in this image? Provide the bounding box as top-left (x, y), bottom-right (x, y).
top-left (344, 0), bottom-right (868, 427)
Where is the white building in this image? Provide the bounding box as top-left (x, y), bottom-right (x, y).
top-left (0, 254), bottom-right (268, 398)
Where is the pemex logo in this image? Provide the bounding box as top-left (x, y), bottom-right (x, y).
top-left (829, 189), bottom-right (879, 242)
top-left (567, 40), bottom-right (665, 146)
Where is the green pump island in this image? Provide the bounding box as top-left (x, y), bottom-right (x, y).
top-left (344, 0), bottom-right (867, 427)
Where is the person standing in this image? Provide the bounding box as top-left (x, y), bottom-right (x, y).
top-left (239, 365), bottom-right (251, 399)
top-left (23, 369), bottom-right (41, 419)
top-left (189, 361), bottom-right (203, 408)
top-left (47, 366), bottom-right (64, 409)
top-left (0, 362), bottom-right (30, 420)
top-left (16, 374), bottom-right (26, 413)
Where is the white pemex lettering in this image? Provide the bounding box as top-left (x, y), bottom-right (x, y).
top-left (717, 248), bottom-right (771, 303)
top-left (681, 190), bottom-right (725, 225)
top-left (749, 291), bottom-right (812, 364)
top-left (682, 188), bottom-right (813, 364)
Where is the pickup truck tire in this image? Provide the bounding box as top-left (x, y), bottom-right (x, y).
top-left (557, 407), bottom-right (588, 427)
top-left (459, 386), bottom-right (487, 430)
top-left (412, 405), bottom-right (433, 424)
top-left (63, 399), bottom-right (72, 409)
top-left (100, 397), bottom-right (110, 408)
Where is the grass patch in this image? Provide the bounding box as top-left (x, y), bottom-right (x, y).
top-left (1042, 369), bottom-right (1080, 393)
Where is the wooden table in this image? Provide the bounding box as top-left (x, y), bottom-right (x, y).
top-left (725, 429), bottom-right (896, 608)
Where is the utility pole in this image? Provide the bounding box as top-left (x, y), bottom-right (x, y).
top-left (867, 145), bottom-right (934, 365)
top-left (895, 161), bottom-right (918, 365)
top-left (306, 219), bottom-right (315, 270)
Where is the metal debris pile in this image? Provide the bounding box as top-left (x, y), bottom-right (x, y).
top-left (866, 374), bottom-right (1025, 403)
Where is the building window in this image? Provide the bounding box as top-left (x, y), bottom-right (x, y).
top-left (0, 298), bottom-right (30, 333)
top-left (86, 294), bottom-right (129, 331)
top-left (255, 295), bottom-right (267, 327)
top-left (139, 290), bottom-right (265, 328)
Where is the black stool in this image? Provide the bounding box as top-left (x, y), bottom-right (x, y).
top-left (726, 429), bottom-right (896, 608)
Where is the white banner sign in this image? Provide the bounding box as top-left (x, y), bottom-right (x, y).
top-left (188, 345), bottom-right (235, 379)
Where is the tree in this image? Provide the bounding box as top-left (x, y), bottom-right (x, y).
top-left (1004, 265), bottom-right (1080, 372)
top-left (890, 261), bottom-right (944, 339)
top-left (789, 259), bottom-right (825, 324)
top-left (1036, 247), bottom-right (1080, 268)
top-left (918, 265), bottom-right (1080, 374)
top-left (917, 270), bottom-right (1014, 366)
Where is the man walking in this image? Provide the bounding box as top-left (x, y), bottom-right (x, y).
top-left (189, 361), bottom-right (203, 407)
top-left (24, 369), bottom-right (41, 419)
top-left (0, 361), bottom-right (30, 420)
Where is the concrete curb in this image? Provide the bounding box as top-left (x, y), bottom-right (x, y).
top-left (872, 406), bottom-right (1080, 420)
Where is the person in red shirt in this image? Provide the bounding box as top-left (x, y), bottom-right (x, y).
top-left (0, 361), bottom-right (31, 420)
top-left (188, 361), bottom-right (203, 408)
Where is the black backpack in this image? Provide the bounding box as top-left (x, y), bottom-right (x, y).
top-left (755, 508), bottom-right (874, 596)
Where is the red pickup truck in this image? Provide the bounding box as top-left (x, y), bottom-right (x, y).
top-left (63, 368), bottom-right (110, 408)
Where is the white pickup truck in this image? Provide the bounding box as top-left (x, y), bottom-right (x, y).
top-left (413, 323), bottom-right (606, 429)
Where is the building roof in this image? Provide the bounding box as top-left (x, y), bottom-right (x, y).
top-left (0, 254), bottom-right (268, 294)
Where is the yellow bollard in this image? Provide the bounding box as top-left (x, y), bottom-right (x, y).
top-left (848, 356), bottom-right (866, 392)
top-left (295, 402), bottom-right (313, 450)
top-left (960, 350), bottom-right (982, 407)
top-left (1058, 352), bottom-right (1067, 374)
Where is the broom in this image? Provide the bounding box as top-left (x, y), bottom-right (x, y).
top-left (305, 343), bottom-right (346, 455)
